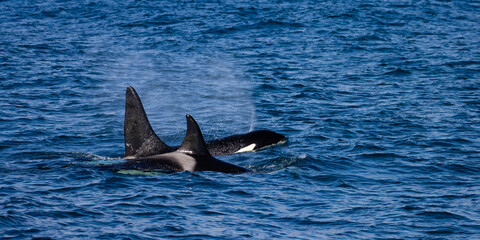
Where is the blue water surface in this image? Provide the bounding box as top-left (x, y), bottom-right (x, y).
top-left (1, 0), bottom-right (480, 239)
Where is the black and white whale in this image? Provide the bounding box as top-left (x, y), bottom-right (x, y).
top-left (120, 115), bottom-right (250, 173)
top-left (124, 86), bottom-right (286, 159)
top-left (205, 130), bottom-right (287, 155)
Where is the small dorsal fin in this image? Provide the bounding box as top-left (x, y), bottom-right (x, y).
top-left (124, 86), bottom-right (172, 158)
top-left (177, 115), bottom-right (210, 156)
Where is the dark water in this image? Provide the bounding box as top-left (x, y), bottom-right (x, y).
top-left (1, 0), bottom-right (480, 239)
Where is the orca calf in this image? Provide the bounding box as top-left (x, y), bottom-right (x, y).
top-left (120, 115), bottom-right (249, 173)
top-left (124, 86), bottom-right (286, 159)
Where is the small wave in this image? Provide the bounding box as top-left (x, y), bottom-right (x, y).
top-left (200, 210), bottom-right (227, 216)
top-left (252, 155), bottom-right (307, 173)
top-left (355, 34), bottom-right (384, 41)
top-left (256, 19), bottom-right (304, 28)
top-left (350, 143), bottom-right (386, 152)
top-left (225, 190), bottom-right (254, 197)
top-left (358, 152), bottom-right (406, 159)
top-left (336, 180), bottom-right (356, 188)
top-left (0, 215), bottom-right (26, 229)
top-left (445, 60), bottom-right (480, 67)
top-left (328, 13), bottom-right (355, 19)
top-left (0, 145), bottom-right (8, 152)
top-left (425, 138), bottom-right (473, 147)
top-left (426, 228), bottom-right (457, 235)
top-left (206, 19), bottom-right (304, 35)
top-left (383, 68), bottom-right (411, 75)
top-left (69, 152), bottom-right (124, 168)
top-left (116, 170), bottom-right (166, 176)
top-left (71, 152), bottom-right (122, 161)
top-left (28, 210), bottom-right (91, 219)
top-left (416, 211), bottom-right (470, 220)
top-left (401, 205), bottom-right (422, 211)
top-left (443, 163), bottom-right (480, 175)
top-left (47, 135), bottom-right (85, 142)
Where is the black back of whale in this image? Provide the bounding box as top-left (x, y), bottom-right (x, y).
top-left (121, 115), bottom-right (249, 173)
top-left (124, 86), bottom-right (286, 158)
top-left (206, 130), bottom-right (286, 155)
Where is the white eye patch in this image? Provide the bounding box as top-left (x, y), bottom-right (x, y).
top-left (235, 144), bottom-right (256, 153)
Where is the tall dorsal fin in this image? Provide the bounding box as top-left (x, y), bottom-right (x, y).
top-left (177, 115), bottom-right (210, 156)
top-left (124, 86), bottom-right (172, 158)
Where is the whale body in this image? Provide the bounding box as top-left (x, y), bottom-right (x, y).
top-left (120, 115), bottom-right (249, 173)
top-left (124, 86), bottom-right (286, 159)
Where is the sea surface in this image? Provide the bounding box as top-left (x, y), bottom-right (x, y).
top-left (1, 0), bottom-right (480, 239)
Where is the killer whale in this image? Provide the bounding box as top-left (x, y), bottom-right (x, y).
top-left (120, 115), bottom-right (249, 173)
top-left (206, 130), bottom-right (287, 155)
top-left (124, 86), bottom-right (286, 159)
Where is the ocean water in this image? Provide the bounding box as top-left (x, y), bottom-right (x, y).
top-left (1, 0), bottom-right (480, 239)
